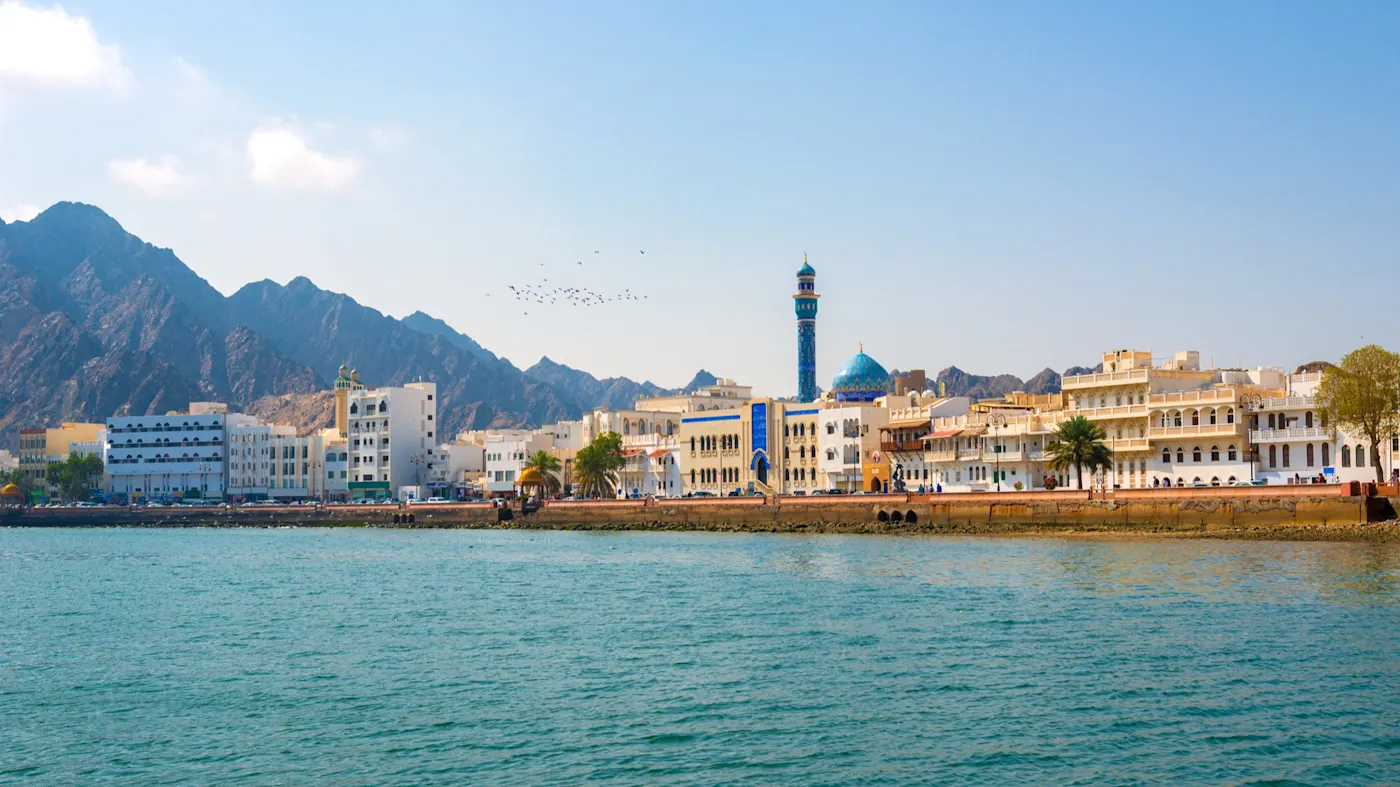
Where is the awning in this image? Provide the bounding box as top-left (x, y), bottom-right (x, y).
top-left (920, 428), bottom-right (963, 440)
top-left (647, 449), bottom-right (670, 458)
top-left (885, 418), bottom-right (932, 430)
top-left (622, 448), bottom-right (645, 457)
top-left (960, 426), bottom-right (988, 437)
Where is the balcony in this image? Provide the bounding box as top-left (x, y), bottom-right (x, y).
top-left (925, 449), bottom-right (958, 463)
top-left (1108, 438), bottom-right (1150, 452)
top-left (1071, 404), bottom-right (1148, 420)
top-left (1258, 395), bottom-right (1316, 411)
top-left (987, 449), bottom-right (1023, 462)
top-left (880, 440), bottom-right (925, 453)
top-left (957, 448), bottom-right (983, 461)
top-left (1062, 368), bottom-right (1149, 389)
top-left (1250, 426), bottom-right (1332, 443)
top-left (1148, 424), bottom-right (1243, 440)
top-left (1149, 389), bottom-right (1240, 407)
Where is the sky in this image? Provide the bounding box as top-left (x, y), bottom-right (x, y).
top-left (1, 1), bottom-right (1398, 396)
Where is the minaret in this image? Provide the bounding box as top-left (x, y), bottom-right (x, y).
top-left (794, 254), bottom-right (819, 403)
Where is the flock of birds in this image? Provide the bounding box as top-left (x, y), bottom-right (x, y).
top-left (491, 249), bottom-right (652, 316)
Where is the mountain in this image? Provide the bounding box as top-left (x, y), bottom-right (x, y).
top-left (0, 202), bottom-right (586, 449)
top-left (400, 311), bottom-right (497, 362)
top-left (524, 358), bottom-right (722, 411)
top-left (929, 364), bottom-right (1093, 400)
top-left (0, 203), bottom-right (321, 447)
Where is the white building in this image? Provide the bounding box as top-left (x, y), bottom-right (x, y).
top-left (428, 442), bottom-right (487, 498)
top-left (323, 434), bottom-right (350, 502)
top-left (0, 449), bottom-right (17, 473)
top-left (635, 379), bottom-right (753, 414)
top-left (1249, 370), bottom-right (1392, 485)
top-left (346, 382), bottom-right (437, 500)
top-left (105, 412), bottom-right (228, 502)
top-left (484, 429), bottom-right (555, 495)
top-left (819, 403), bottom-right (889, 492)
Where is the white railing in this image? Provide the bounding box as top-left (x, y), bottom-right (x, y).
top-left (925, 450), bottom-right (957, 463)
top-left (1071, 404), bottom-right (1147, 420)
top-left (1149, 388), bottom-right (1239, 407)
top-left (957, 449), bottom-right (982, 461)
top-left (1259, 395), bottom-right (1315, 411)
top-left (1108, 438), bottom-right (1151, 451)
top-left (1250, 426), bottom-right (1332, 443)
top-left (1149, 424), bottom-right (1244, 439)
top-left (1062, 368), bottom-right (1150, 388)
top-left (988, 449), bottom-right (1024, 462)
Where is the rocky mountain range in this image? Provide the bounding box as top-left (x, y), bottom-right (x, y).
top-left (0, 203), bottom-right (710, 449)
top-left (894, 364), bottom-right (1100, 400)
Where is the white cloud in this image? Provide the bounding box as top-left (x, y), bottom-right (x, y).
top-left (174, 56), bottom-right (213, 104)
top-left (246, 122), bottom-right (361, 191)
top-left (0, 1), bottom-right (130, 94)
top-left (0, 203), bottom-right (40, 222)
top-left (108, 156), bottom-right (192, 196)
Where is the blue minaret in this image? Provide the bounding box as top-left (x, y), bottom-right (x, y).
top-left (794, 254), bottom-right (819, 403)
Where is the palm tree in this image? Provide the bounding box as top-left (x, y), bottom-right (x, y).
top-left (1045, 416), bottom-right (1113, 490)
top-left (573, 431), bottom-right (624, 498)
top-left (522, 450), bottom-right (563, 495)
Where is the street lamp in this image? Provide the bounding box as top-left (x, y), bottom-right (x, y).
top-left (1240, 393), bottom-right (1263, 483)
top-left (987, 412), bottom-right (1007, 492)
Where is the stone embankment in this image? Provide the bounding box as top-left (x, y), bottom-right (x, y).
top-left (6, 483), bottom-right (1400, 542)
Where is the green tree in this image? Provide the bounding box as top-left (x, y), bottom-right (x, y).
top-left (1045, 416), bottom-right (1113, 490)
top-left (1316, 344), bottom-right (1400, 485)
top-left (44, 454), bottom-right (105, 502)
top-left (523, 450), bottom-right (563, 495)
top-left (573, 431), bottom-right (624, 498)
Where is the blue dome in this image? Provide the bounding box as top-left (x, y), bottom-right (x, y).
top-left (797, 261), bottom-right (816, 277)
top-left (831, 350), bottom-right (889, 402)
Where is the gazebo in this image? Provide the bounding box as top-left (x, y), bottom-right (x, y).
top-left (1, 483), bottom-right (24, 507)
top-left (516, 468), bottom-right (548, 500)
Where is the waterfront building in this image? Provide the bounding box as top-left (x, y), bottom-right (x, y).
top-left (19, 422), bottom-right (105, 488)
top-left (332, 364), bottom-right (366, 437)
top-left (345, 381), bottom-right (437, 500)
top-left (105, 412), bottom-right (227, 501)
top-left (429, 442), bottom-right (487, 497)
top-left (817, 402), bottom-right (889, 493)
top-left (679, 397), bottom-right (826, 496)
top-left (878, 393), bottom-right (972, 491)
top-left (323, 433), bottom-right (350, 502)
top-left (635, 379), bottom-right (753, 413)
top-left (794, 255), bottom-right (819, 403)
top-left (0, 449), bottom-right (17, 473)
top-left (484, 429), bottom-right (555, 496)
top-left (1248, 370), bottom-right (1389, 485)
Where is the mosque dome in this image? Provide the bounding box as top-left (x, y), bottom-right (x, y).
top-left (831, 348), bottom-right (890, 402)
top-left (517, 468), bottom-right (545, 485)
top-left (797, 260), bottom-right (815, 277)
top-left (1, 483), bottom-right (21, 498)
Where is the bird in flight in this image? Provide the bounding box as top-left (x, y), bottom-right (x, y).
top-left (640, 250), bottom-right (646, 254)
top-left (594, 250), bottom-right (600, 254)
top-left (577, 261), bottom-right (583, 265)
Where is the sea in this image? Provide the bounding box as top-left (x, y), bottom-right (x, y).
top-left (2, 528), bottom-right (1398, 785)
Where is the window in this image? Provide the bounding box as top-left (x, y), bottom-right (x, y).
top-left (1210, 446), bottom-right (1220, 462)
top-left (1269, 445), bottom-right (1277, 468)
top-left (1282, 444), bottom-right (1290, 468)
top-left (1177, 448), bottom-right (1185, 464)
top-left (1227, 445), bottom-right (1237, 461)
top-left (1193, 446), bottom-right (1202, 463)
top-left (1322, 443), bottom-right (1330, 467)
top-left (1208, 409), bottom-right (1217, 425)
top-left (1162, 448), bottom-right (1171, 464)
top-left (1191, 410), bottom-right (1200, 426)
top-left (1174, 411), bottom-right (1183, 427)
top-left (1268, 413), bottom-right (1276, 429)
top-left (1356, 445), bottom-right (1366, 467)
top-left (1305, 411), bottom-right (1314, 428)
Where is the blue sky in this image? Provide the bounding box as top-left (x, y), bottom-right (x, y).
top-left (2, 1), bottom-right (1398, 395)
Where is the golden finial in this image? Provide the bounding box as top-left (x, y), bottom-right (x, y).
top-left (859, 342), bottom-right (864, 353)
top-left (803, 251), bottom-right (808, 264)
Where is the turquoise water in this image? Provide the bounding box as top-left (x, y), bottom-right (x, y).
top-left (2, 530), bottom-right (1399, 786)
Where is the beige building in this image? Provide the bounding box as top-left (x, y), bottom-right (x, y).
top-left (19, 422), bottom-right (105, 487)
top-left (678, 398), bottom-right (823, 495)
top-left (636, 379), bottom-right (753, 414)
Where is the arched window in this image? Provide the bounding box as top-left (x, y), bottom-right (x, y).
top-left (1177, 448), bottom-right (1185, 464)
top-left (1282, 444), bottom-right (1291, 468)
top-left (1356, 445), bottom-right (1366, 467)
top-left (1322, 443), bottom-right (1330, 467)
top-left (1162, 448), bottom-right (1171, 464)
top-left (1190, 410), bottom-right (1200, 426)
top-left (799, 445), bottom-right (806, 459)
top-left (1174, 411), bottom-right (1183, 427)
top-left (378, 401), bottom-right (387, 413)
top-left (784, 447), bottom-right (789, 459)
top-left (1193, 446), bottom-right (1202, 462)
top-left (1305, 411), bottom-right (1314, 428)
top-left (1306, 444), bottom-right (1315, 467)
top-left (1228, 445), bottom-right (1237, 461)
top-left (690, 437), bottom-right (696, 452)
top-left (1341, 446), bottom-right (1351, 467)
top-left (1208, 409), bottom-right (1217, 425)
top-left (784, 469), bottom-right (790, 481)
top-left (784, 424), bottom-right (790, 437)
top-left (1267, 413), bottom-right (1276, 429)
top-left (1211, 445), bottom-right (1220, 462)
top-left (349, 403), bottom-right (358, 414)
top-left (623, 421), bottom-right (631, 435)
top-left (1225, 407), bottom-right (1235, 424)
top-left (1269, 445), bottom-right (1278, 468)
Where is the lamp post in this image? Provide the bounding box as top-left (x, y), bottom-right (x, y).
top-left (987, 412), bottom-right (1007, 492)
top-left (1241, 393), bottom-right (1262, 483)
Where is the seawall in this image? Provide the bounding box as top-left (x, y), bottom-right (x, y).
top-left (6, 485), bottom-right (1400, 542)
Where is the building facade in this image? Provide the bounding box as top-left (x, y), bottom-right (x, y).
top-left (345, 381), bottom-right (437, 500)
top-left (105, 413), bottom-right (227, 501)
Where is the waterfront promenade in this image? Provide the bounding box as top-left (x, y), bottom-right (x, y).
top-left (8, 484), bottom-right (1400, 542)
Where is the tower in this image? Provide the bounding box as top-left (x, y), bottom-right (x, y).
top-left (794, 254), bottom-right (819, 403)
top-left (333, 363), bottom-right (365, 437)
